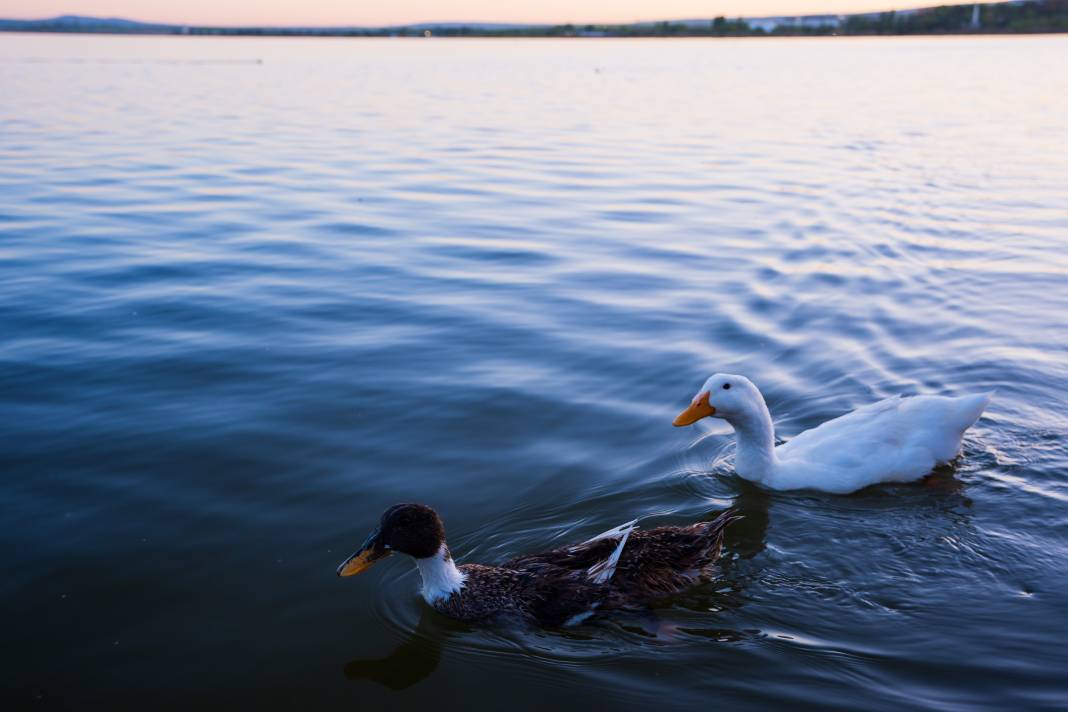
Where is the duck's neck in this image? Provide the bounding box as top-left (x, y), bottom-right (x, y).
top-left (415, 544), bottom-right (466, 604)
top-left (728, 403), bottom-right (779, 486)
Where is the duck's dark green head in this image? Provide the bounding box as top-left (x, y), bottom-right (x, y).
top-left (337, 503), bottom-right (446, 577)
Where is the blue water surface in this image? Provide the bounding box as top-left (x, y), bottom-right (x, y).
top-left (2, 33), bottom-right (1067, 710)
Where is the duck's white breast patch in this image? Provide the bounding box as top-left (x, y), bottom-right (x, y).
top-left (415, 544), bottom-right (466, 604)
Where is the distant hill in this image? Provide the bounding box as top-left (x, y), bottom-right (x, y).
top-left (0, 14), bottom-right (178, 32)
top-left (44, 14), bottom-right (167, 28)
top-left (0, 15), bottom-right (545, 34)
top-left (2, 2), bottom-right (1066, 36)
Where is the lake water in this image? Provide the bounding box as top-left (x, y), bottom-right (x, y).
top-left (2, 33), bottom-right (1067, 710)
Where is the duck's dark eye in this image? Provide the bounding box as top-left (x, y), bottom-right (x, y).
top-left (723, 383), bottom-right (731, 390)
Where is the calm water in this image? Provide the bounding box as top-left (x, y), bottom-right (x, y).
top-left (2, 33), bottom-right (1067, 710)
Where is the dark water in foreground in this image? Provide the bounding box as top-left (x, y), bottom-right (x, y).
top-left (2, 34), bottom-right (1068, 710)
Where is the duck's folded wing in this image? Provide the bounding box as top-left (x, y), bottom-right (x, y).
top-left (777, 393), bottom-right (989, 474)
top-left (503, 519), bottom-right (639, 576)
top-left (777, 395), bottom-right (905, 465)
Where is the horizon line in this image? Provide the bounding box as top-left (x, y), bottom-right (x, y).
top-left (1, 1), bottom-right (1001, 30)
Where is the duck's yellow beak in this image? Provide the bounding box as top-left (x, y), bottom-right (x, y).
top-left (336, 528), bottom-right (392, 577)
top-left (673, 391), bottom-right (715, 426)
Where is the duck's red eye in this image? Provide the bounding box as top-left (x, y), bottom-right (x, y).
top-left (723, 383), bottom-right (731, 390)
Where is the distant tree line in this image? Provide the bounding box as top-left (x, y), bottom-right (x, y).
top-left (4, 1), bottom-right (1068, 37)
top-left (843, 0), bottom-right (1068, 34)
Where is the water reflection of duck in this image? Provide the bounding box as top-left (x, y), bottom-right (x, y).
top-left (674, 373), bottom-right (991, 494)
top-left (343, 611), bottom-right (451, 690)
top-left (337, 503), bottom-right (739, 627)
top-left (725, 482), bottom-right (772, 559)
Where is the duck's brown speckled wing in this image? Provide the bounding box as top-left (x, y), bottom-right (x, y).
top-left (608, 512), bottom-right (738, 603)
top-left (503, 537), bottom-right (623, 575)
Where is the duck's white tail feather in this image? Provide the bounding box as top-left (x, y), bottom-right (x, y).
top-left (585, 520), bottom-right (638, 585)
top-left (911, 391), bottom-right (992, 463)
top-left (956, 392), bottom-right (993, 430)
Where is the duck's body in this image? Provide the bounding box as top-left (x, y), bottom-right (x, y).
top-left (338, 504), bottom-right (737, 627)
top-left (674, 374), bottom-right (991, 494)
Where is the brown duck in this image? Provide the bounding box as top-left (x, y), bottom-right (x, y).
top-left (337, 503), bottom-right (738, 627)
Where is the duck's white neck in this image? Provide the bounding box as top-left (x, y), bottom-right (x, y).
top-left (727, 401), bottom-right (779, 486)
top-left (414, 544), bottom-right (466, 604)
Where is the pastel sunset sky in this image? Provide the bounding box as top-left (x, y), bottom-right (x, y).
top-left (0, 1), bottom-right (977, 26)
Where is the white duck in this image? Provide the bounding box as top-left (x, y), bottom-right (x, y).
top-left (673, 373), bottom-right (991, 494)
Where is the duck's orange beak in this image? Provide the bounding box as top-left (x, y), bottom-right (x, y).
top-left (673, 391), bottom-right (715, 426)
top-left (337, 528), bottom-right (391, 577)
top-left (336, 548), bottom-right (385, 577)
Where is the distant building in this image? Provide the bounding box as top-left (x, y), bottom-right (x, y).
top-left (745, 14), bottom-right (842, 32)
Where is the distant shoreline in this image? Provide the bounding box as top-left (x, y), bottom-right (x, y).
top-left (3, 1), bottom-right (1067, 38)
top-left (2, 29), bottom-right (1066, 38)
